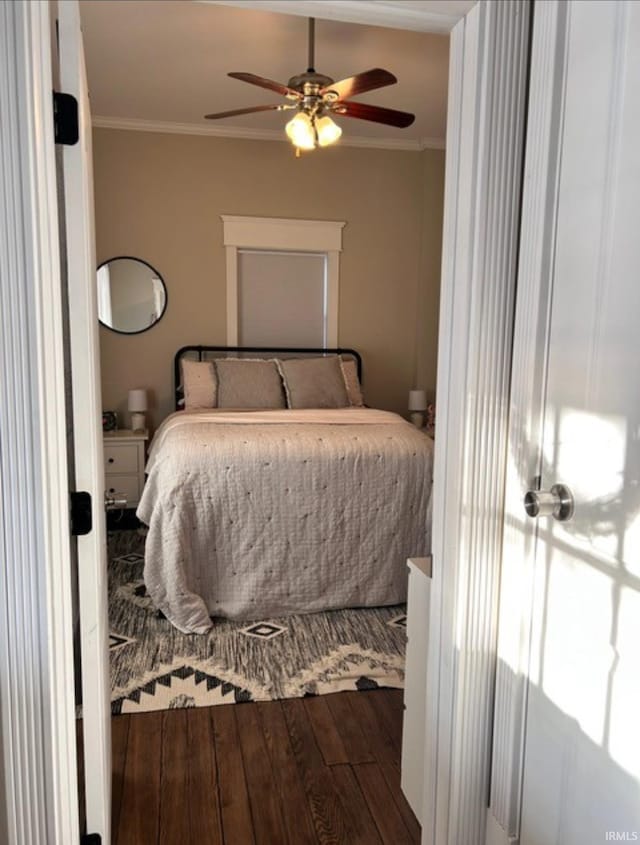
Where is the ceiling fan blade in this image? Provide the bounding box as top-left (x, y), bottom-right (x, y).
top-left (321, 68), bottom-right (397, 101)
top-left (333, 100), bottom-right (415, 128)
top-left (228, 72), bottom-right (300, 99)
top-left (204, 104), bottom-right (291, 119)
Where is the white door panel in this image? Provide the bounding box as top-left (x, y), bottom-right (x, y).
top-left (519, 2), bottom-right (640, 843)
top-left (58, 1), bottom-right (111, 839)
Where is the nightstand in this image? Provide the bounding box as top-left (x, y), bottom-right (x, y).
top-left (401, 555), bottom-right (433, 822)
top-left (103, 429), bottom-right (148, 509)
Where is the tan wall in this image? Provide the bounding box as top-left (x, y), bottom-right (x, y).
top-left (94, 128), bottom-right (444, 430)
top-left (416, 147), bottom-right (446, 402)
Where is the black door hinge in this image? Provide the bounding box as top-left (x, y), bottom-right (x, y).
top-left (53, 91), bottom-right (79, 145)
top-left (81, 835), bottom-right (101, 845)
top-left (70, 491), bottom-right (92, 536)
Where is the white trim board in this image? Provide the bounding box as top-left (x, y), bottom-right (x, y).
top-left (423, 1), bottom-right (530, 843)
top-left (59, 0), bottom-right (113, 836)
top-left (0, 2), bottom-right (80, 843)
top-left (488, 2), bottom-right (568, 840)
top-left (221, 215), bottom-right (344, 347)
top-left (91, 115), bottom-right (446, 151)
top-left (221, 215), bottom-right (345, 251)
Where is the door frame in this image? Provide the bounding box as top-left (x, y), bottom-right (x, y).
top-left (424, 2), bottom-right (530, 842)
top-left (487, 4), bottom-right (573, 843)
top-left (0, 1), bottom-right (530, 842)
top-left (0, 1), bottom-right (80, 843)
top-left (58, 0), bottom-right (113, 839)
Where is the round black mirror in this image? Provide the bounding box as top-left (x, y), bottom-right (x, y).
top-left (97, 256), bottom-right (167, 334)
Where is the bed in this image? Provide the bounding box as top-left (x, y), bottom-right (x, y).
top-left (137, 346), bottom-right (434, 634)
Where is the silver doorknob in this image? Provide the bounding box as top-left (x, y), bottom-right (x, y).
top-left (524, 484), bottom-right (574, 521)
top-left (105, 491), bottom-right (128, 510)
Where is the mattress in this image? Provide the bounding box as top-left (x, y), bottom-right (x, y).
top-left (137, 408), bottom-right (434, 633)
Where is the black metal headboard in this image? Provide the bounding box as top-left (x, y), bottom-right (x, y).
top-left (174, 345), bottom-right (363, 410)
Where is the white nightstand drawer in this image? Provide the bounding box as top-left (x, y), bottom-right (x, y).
top-left (103, 430), bottom-right (148, 509)
top-left (104, 474), bottom-right (140, 508)
top-left (104, 443), bottom-right (139, 473)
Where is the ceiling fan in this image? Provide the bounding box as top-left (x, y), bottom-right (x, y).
top-left (204, 17), bottom-right (415, 151)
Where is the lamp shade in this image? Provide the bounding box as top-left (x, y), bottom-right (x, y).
top-left (408, 389), bottom-right (427, 412)
top-left (128, 389), bottom-right (147, 412)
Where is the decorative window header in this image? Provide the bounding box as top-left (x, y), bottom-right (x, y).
top-left (221, 215), bottom-right (346, 252)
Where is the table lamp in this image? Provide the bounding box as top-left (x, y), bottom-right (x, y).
top-left (408, 389), bottom-right (427, 428)
top-left (128, 389), bottom-right (147, 433)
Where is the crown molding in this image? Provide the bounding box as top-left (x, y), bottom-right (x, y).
top-left (92, 115), bottom-right (445, 151)
top-left (199, 1), bottom-right (476, 34)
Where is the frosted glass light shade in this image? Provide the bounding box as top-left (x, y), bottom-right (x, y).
top-left (316, 115), bottom-right (342, 147)
top-left (408, 389), bottom-right (427, 412)
top-left (285, 112), bottom-right (315, 150)
top-left (128, 389), bottom-right (147, 412)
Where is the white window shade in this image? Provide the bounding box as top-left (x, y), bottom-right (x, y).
top-left (238, 250), bottom-right (326, 347)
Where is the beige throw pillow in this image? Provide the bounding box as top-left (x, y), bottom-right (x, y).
top-left (215, 359), bottom-right (286, 409)
top-left (278, 356), bottom-right (349, 409)
top-left (340, 358), bottom-right (365, 406)
top-left (181, 359), bottom-right (217, 409)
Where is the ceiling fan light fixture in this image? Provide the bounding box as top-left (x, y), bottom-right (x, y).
top-left (285, 111), bottom-right (316, 149)
top-left (285, 111), bottom-right (341, 151)
top-left (206, 20), bottom-right (415, 145)
top-left (315, 115), bottom-right (342, 147)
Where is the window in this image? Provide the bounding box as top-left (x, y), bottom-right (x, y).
top-left (238, 249), bottom-right (327, 347)
top-left (222, 215), bottom-right (345, 348)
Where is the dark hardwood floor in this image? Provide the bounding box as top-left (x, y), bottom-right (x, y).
top-left (111, 690), bottom-right (420, 845)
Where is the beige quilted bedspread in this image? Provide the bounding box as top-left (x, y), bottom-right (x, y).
top-left (137, 408), bottom-right (433, 633)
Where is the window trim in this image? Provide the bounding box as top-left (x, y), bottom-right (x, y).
top-left (221, 215), bottom-right (345, 347)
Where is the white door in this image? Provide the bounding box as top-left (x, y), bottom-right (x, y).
top-left (57, 1), bottom-right (112, 839)
top-left (518, 2), bottom-right (640, 843)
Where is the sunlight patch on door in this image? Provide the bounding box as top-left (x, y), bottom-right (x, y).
top-left (555, 409), bottom-right (627, 561)
top-left (542, 554), bottom-right (613, 747)
top-left (608, 586), bottom-right (640, 778)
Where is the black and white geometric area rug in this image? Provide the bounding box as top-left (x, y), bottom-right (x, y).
top-left (108, 531), bottom-right (407, 715)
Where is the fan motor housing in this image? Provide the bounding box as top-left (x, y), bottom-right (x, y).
top-left (288, 71), bottom-right (334, 94)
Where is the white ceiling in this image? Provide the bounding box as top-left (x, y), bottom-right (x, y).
top-left (79, 0), bottom-right (452, 150)
top-left (205, 1), bottom-right (475, 34)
